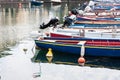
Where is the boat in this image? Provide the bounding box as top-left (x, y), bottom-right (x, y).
top-left (30, 0), bottom-right (44, 6)
top-left (76, 15), bottom-right (120, 21)
top-left (75, 20), bottom-right (120, 24)
top-left (51, 0), bottom-right (61, 5)
top-left (48, 27), bottom-right (120, 39)
top-left (93, 3), bottom-right (120, 11)
top-left (87, 0), bottom-right (120, 11)
top-left (35, 37), bottom-right (120, 57)
top-left (77, 0), bottom-right (120, 15)
top-left (72, 20), bottom-right (120, 27)
top-left (77, 9), bottom-right (120, 16)
top-left (31, 26), bottom-right (120, 40)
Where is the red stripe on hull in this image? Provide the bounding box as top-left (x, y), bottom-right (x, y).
top-left (54, 40), bottom-right (120, 46)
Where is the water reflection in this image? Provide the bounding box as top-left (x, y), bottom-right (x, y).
top-left (0, 3), bottom-right (72, 51)
top-left (0, 3), bottom-right (120, 80)
top-left (32, 49), bottom-right (120, 70)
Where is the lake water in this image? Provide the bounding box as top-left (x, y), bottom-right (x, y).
top-left (0, 2), bottom-right (120, 80)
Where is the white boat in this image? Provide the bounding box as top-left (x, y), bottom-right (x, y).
top-left (31, 23), bottom-right (120, 40)
top-left (48, 27), bottom-right (120, 39)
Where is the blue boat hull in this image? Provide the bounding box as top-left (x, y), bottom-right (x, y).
top-left (69, 23), bottom-right (120, 28)
top-left (94, 5), bottom-right (120, 10)
top-left (35, 40), bottom-right (120, 57)
top-left (77, 17), bottom-right (120, 21)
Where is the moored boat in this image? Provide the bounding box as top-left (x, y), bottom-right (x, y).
top-left (31, 26), bottom-right (120, 40)
top-left (86, 0), bottom-right (120, 11)
top-left (75, 20), bottom-right (120, 24)
top-left (76, 15), bottom-right (120, 21)
top-left (49, 27), bottom-right (120, 39)
top-left (77, 0), bottom-right (120, 15)
top-left (72, 20), bottom-right (120, 27)
top-left (35, 37), bottom-right (120, 57)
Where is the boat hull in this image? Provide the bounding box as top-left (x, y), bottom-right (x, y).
top-left (70, 20), bottom-right (120, 27)
top-left (35, 39), bottom-right (120, 57)
top-left (77, 16), bottom-right (120, 21)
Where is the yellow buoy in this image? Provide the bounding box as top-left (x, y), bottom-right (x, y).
top-left (46, 48), bottom-right (53, 63)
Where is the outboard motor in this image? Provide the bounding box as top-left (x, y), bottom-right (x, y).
top-left (40, 17), bottom-right (59, 29)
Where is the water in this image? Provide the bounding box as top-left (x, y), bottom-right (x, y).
top-left (0, 2), bottom-right (120, 80)
top-left (33, 49), bottom-right (120, 70)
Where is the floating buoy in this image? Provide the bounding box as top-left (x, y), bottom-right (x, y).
top-left (78, 56), bottom-right (86, 66)
top-left (46, 48), bottom-right (53, 63)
